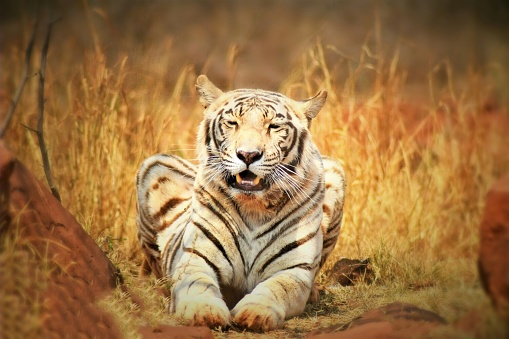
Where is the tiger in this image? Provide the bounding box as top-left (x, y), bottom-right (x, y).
top-left (135, 75), bottom-right (346, 332)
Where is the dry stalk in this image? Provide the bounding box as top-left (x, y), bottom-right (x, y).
top-left (36, 19), bottom-right (61, 202)
top-left (0, 23), bottom-right (37, 138)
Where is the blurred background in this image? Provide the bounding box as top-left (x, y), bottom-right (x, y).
top-left (2, 0), bottom-right (508, 95)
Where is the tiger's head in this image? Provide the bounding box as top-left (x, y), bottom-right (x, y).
top-left (195, 75), bottom-right (326, 203)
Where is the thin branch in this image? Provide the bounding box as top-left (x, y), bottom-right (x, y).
top-left (0, 23), bottom-right (37, 138)
top-left (19, 122), bottom-right (38, 134)
top-left (37, 19), bottom-right (61, 202)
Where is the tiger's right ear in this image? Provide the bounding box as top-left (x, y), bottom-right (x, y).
top-left (196, 75), bottom-right (223, 108)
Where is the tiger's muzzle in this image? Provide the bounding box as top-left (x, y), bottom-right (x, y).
top-left (227, 170), bottom-right (267, 191)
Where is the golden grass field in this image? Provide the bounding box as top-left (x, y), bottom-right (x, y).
top-left (1, 1), bottom-right (509, 338)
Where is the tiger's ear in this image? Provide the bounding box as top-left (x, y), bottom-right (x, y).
top-left (300, 90), bottom-right (327, 120)
top-left (196, 75), bottom-right (223, 108)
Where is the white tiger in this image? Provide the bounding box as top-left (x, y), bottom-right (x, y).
top-left (136, 75), bottom-right (346, 331)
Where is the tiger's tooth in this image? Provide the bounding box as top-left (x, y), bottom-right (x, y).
top-left (236, 174), bottom-right (242, 184)
top-left (253, 176), bottom-right (261, 186)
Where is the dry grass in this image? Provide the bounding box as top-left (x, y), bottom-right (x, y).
top-left (0, 223), bottom-right (46, 338)
top-left (1, 2), bottom-right (509, 338)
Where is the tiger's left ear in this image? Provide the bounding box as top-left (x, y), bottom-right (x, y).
top-left (196, 75), bottom-right (224, 108)
top-left (301, 90), bottom-right (327, 120)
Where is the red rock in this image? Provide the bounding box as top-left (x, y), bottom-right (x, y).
top-left (139, 325), bottom-right (214, 339)
top-left (0, 142), bottom-right (122, 338)
top-left (307, 302), bottom-right (446, 339)
top-left (478, 174), bottom-right (509, 319)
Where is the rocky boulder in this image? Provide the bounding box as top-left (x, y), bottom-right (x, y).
top-left (307, 302), bottom-right (446, 339)
top-left (478, 174), bottom-right (509, 320)
top-left (0, 142), bottom-right (122, 338)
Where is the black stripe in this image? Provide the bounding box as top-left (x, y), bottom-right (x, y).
top-left (282, 262), bottom-right (314, 272)
top-left (211, 116), bottom-right (221, 151)
top-left (138, 210), bottom-right (157, 236)
top-left (260, 229), bottom-right (319, 273)
top-left (141, 160), bottom-right (195, 188)
top-left (153, 197), bottom-right (187, 219)
top-left (193, 220), bottom-right (234, 270)
top-left (159, 207), bottom-right (189, 231)
top-left (279, 207), bottom-right (322, 240)
top-left (288, 130), bottom-right (308, 168)
top-left (281, 122), bottom-right (298, 160)
top-left (255, 179), bottom-right (322, 240)
top-left (323, 237), bottom-right (337, 249)
top-left (196, 190), bottom-right (234, 228)
top-left (187, 280), bottom-right (197, 292)
top-left (147, 242), bottom-right (159, 252)
top-left (183, 247), bottom-right (222, 282)
top-left (234, 96), bottom-right (250, 102)
top-left (281, 252), bottom-right (321, 273)
top-left (325, 211), bottom-right (343, 235)
top-left (204, 119), bottom-right (212, 154)
top-left (159, 233), bottom-right (175, 257)
top-left (285, 109), bottom-right (293, 120)
top-left (277, 280), bottom-right (289, 295)
top-left (171, 156), bottom-right (197, 175)
top-left (185, 280), bottom-right (216, 295)
top-left (157, 156), bottom-right (195, 178)
top-left (217, 186), bottom-right (245, 218)
top-left (195, 187), bottom-right (247, 267)
top-left (262, 97), bottom-right (279, 105)
top-left (167, 228), bottom-right (185, 274)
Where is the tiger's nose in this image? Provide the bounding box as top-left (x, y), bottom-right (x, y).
top-left (237, 150), bottom-right (263, 165)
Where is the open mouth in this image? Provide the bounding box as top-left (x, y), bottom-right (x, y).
top-left (227, 170), bottom-right (267, 191)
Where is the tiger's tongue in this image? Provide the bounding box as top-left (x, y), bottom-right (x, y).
top-left (236, 171), bottom-right (261, 187)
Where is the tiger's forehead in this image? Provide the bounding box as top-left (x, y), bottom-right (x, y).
top-left (216, 89), bottom-right (293, 120)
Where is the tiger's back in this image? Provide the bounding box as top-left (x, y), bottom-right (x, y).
top-left (136, 154), bottom-right (196, 278)
top-left (136, 75), bottom-right (346, 331)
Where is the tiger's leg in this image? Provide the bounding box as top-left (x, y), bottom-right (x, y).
top-left (170, 244), bottom-right (232, 328)
top-left (319, 157), bottom-right (346, 268)
top-left (308, 157), bottom-right (346, 304)
top-left (232, 232), bottom-right (322, 332)
top-left (136, 154), bottom-right (196, 278)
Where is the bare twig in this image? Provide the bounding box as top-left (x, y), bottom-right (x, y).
top-left (37, 19), bottom-right (61, 202)
top-left (19, 122), bottom-right (38, 134)
top-left (0, 23), bottom-right (37, 138)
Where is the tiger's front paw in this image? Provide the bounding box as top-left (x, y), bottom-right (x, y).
top-left (175, 295), bottom-right (230, 328)
top-left (232, 298), bottom-right (285, 332)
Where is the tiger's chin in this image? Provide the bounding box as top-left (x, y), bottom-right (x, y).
top-left (227, 170), bottom-right (268, 192)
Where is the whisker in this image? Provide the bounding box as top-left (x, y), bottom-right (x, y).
top-left (202, 158), bottom-right (228, 187)
top-left (272, 177), bottom-right (298, 203)
top-left (272, 166), bottom-right (321, 205)
top-left (277, 164), bottom-right (322, 184)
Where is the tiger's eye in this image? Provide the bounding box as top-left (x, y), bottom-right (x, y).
top-left (225, 120), bottom-right (238, 127)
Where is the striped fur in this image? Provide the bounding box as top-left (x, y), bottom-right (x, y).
top-left (136, 75), bottom-right (346, 331)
